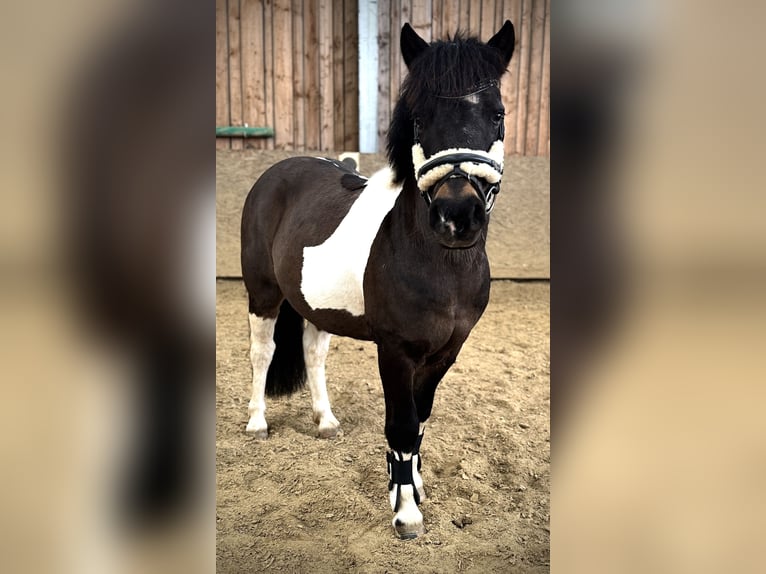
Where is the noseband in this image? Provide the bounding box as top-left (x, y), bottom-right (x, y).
top-left (411, 81), bottom-right (505, 214)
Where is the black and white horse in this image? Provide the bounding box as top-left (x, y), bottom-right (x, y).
top-left (241, 21), bottom-right (515, 539)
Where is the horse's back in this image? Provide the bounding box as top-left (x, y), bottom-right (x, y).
top-left (242, 156), bottom-right (360, 250)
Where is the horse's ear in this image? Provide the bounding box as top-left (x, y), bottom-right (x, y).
top-left (401, 23), bottom-right (429, 68)
top-left (487, 20), bottom-right (516, 67)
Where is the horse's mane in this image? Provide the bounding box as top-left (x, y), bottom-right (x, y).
top-left (387, 31), bottom-right (507, 183)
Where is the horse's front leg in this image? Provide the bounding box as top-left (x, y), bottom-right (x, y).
top-left (377, 342), bottom-right (424, 539)
top-left (409, 348), bottom-right (461, 502)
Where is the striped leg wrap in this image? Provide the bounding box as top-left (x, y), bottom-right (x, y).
top-left (386, 431), bottom-right (425, 513)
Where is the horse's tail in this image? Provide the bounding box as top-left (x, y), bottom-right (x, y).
top-left (265, 300), bottom-right (307, 397)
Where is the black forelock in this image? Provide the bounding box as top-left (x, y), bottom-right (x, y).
top-left (386, 31), bottom-right (507, 183)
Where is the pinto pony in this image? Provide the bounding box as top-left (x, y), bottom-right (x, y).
top-left (241, 21), bottom-right (515, 539)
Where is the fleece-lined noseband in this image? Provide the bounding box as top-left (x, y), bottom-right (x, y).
top-left (412, 80), bottom-right (505, 213)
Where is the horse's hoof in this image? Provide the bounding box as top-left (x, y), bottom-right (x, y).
top-left (316, 413), bottom-right (340, 439)
top-left (394, 519), bottom-right (425, 540)
top-left (317, 424), bottom-right (340, 439)
top-left (245, 424), bottom-right (268, 439)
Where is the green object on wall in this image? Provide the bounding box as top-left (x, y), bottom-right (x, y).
top-left (216, 126), bottom-right (274, 138)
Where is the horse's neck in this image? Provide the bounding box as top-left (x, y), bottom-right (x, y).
top-left (391, 179), bottom-right (430, 240)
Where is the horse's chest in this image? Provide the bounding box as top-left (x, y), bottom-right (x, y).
top-left (300, 169), bottom-right (402, 316)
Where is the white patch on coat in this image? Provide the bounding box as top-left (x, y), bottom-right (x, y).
top-left (412, 140), bottom-right (505, 192)
top-left (245, 314), bottom-right (276, 436)
top-left (301, 167), bottom-right (402, 316)
top-left (303, 322), bottom-right (340, 436)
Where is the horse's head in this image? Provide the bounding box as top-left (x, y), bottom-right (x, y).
top-left (389, 22), bottom-right (515, 249)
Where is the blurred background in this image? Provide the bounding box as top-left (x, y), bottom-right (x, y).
top-left (1, 0), bottom-right (765, 572)
top-left (1, 1), bottom-right (213, 573)
top-left (553, 1), bottom-right (766, 572)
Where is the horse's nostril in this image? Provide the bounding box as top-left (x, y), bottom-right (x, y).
top-left (394, 518), bottom-right (403, 526)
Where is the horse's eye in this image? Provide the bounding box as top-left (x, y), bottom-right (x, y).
top-left (493, 111), bottom-right (505, 123)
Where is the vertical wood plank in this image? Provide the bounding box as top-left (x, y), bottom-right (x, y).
top-left (377, 0), bottom-right (391, 152)
top-left (292, 0), bottom-right (306, 150)
top-left (399, 0), bottom-right (411, 84)
top-left (343, 0), bottom-right (358, 149)
top-left (480, 0), bottom-right (495, 41)
top-left (514, 0), bottom-right (531, 155)
top-left (495, 0), bottom-right (504, 30)
top-left (273, 0), bottom-right (293, 149)
top-left (432, 0), bottom-right (443, 40)
top-left (537, 0), bottom-right (550, 156)
top-left (468, 0), bottom-right (481, 35)
top-left (305, 0), bottom-right (320, 150)
top-left (390, 0), bottom-right (402, 115)
top-left (411, 0), bottom-right (432, 43)
top-left (228, 0), bottom-right (244, 150)
top-left (263, 0), bottom-right (275, 148)
top-left (318, 0), bottom-right (334, 150)
top-left (241, 0), bottom-right (266, 150)
top-left (216, 0), bottom-right (230, 149)
top-left (524, 0), bottom-right (544, 155)
top-left (503, 0), bottom-right (522, 154)
top-left (457, 0), bottom-right (473, 34)
top-left (332, 0), bottom-right (345, 149)
top-left (442, 0), bottom-right (459, 37)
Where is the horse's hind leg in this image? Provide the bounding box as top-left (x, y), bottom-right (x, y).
top-left (303, 322), bottom-right (340, 438)
top-left (245, 293), bottom-right (279, 438)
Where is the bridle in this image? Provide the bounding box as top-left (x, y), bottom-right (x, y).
top-left (411, 80), bottom-right (505, 214)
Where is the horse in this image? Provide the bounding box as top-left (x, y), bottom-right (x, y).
top-left (240, 20), bottom-right (516, 539)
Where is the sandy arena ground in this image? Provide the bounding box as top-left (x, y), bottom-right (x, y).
top-left (216, 278), bottom-right (549, 573)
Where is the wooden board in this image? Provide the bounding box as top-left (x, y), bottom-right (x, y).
top-left (524, 0), bottom-right (545, 155)
top-left (241, 0), bottom-right (266, 150)
top-left (216, 0), bottom-right (230, 150)
top-left (343, 0), bottom-right (359, 150)
top-left (537, 0), bottom-right (550, 156)
top-left (292, 0), bottom-right (306, 149)
top-left (263, 0), bottom-right (275, 149)
top-left (376, 0), bottom-right (392, 152)
top-left (273, 0), bottom-right (293, 149)
top-left (318, 0), bottom-right (334, 150)
top-left (514, 0), bottom-right (532, 155)
top-left (504, 0), bottom-right (523, 154)
top-left (304, 0), bottom-right (321, 149)
top-left (228, 0), bottom-right (244, 150)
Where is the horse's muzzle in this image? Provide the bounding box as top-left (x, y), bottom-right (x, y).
top-left (428, 177), bottom-right (487, 248)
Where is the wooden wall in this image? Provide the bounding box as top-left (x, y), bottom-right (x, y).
top-left (216, 0), bottom-right (549, 155)
top-left (216, 0), bottom-right (359, 151)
